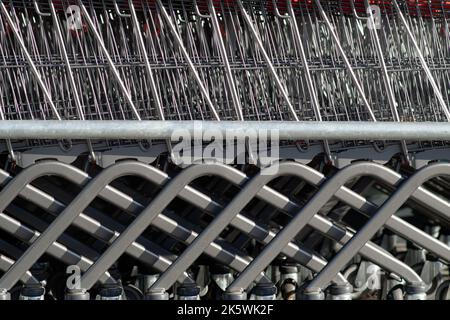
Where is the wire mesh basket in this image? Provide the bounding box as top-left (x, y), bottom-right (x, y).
top-left (1, 0), bottom-right (448, 122)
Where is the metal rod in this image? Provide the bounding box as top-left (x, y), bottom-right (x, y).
top-left (313, 0), bottom-right (376, 121)
top-left (392, 0), bottom-right (450, 120)
top-left (236, 0), bottom-right (299, 121)
top-left (78, 1), bottom-right (141, 120)
top-left (194, 0), bottom-right (211, 19)
top-left (363, 0), bottom-right (409, 161)
top-left (208, 0), bottom-right (243, 121)
top-left (113, 0), bottom-right (131, 18)
top-left (307, 162), bottom-right (450, 291)
top-left (227, 161), bottom-right (429, 292)
top-left (0, 121), bottom-right (448, 140)
top-left (48, 1), bottom-right (96, 161)
top-left (0, 161), bottom-right (193, 290)
top-left (156, 0), bottom-right (221, 121)
top-left (128, 0), bottom-right (173, 156)
top-left (0, 2), bottom-right (61, 120)
top-left (79, 163), bottom-right (271, 290)
top-left (0, 161), bottom-right (332, 286)
top-left (33, 1), bottom-right (50, 17)
top-left (286, 1), bottom-right (332, 161)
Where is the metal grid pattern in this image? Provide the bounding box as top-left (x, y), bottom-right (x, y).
top-left (1, 0), bottom-right (449, 123)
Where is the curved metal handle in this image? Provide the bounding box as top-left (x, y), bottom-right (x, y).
top-left (113, 0), bottom-right (131, 18)
top-left (272, 0), bottom-right (290, 19)
top-left (34, 1), bottom-right (50, 17)
top-left (194, 0), bottom-right (211, 19)
top-left (350, 0), bottom-right (369, 20)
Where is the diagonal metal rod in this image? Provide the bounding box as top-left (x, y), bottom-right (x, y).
top-left (363, 0), bottom-right (409, 160)
top-left (128, 0), bottom-right (164, 121)
top-left (392, 0), bottom-right (450, 120)
top-left (226, 161), bottom-right (432, 292)
top-left (0, 1), bottom-right (61, 120)
top-left (0, 161), bottom-right (197, 290)
top-left (128, 0), bottom-right (173, 156)
top-left (79, 163), bottom-right (271, 290)
top-left (313, 0), bottom-right (376, 121)
top-left (48, 0), bottom-right (96, 161)
top-left (0, 164), bottom-right (347, 286)
top-left (78, 0), bottom-right (141, 120)
top-left (286, 1), bottom-right (332, 160)
top-left (0, 211), bottom-right (116, 285)
top-left (236, 0), bottom-right (299, 121)
top-left (156, 0), bottom-right (220, 121)
top-left (0, 254), bottom-right (38, 285)
top-left (307, 162), bottom-right (450, 291)
top-left (0, 161), bottom-right (257, 290)
top-left (208, 0), bottom-right (244, 121)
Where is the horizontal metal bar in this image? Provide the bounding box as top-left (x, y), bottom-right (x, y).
top-left (0, 121), bottom-right (449, 141)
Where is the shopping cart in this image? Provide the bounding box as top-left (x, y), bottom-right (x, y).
top-left (0, 0), bottom-right (449, 300)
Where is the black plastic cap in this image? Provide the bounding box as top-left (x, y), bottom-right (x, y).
top-left (20, 285), bottom-right (45, 297)
top-left (99, 285), bottom-right (123, 298)
top-left (405, 282), bottom-right (427, 294)
top-left (177, 285), bottom-right (200, 297)
top-left (251, 283), bottom-right (277, 296)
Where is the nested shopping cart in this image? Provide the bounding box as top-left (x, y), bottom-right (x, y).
top-left (0, 0), bottom-right (449, 300)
